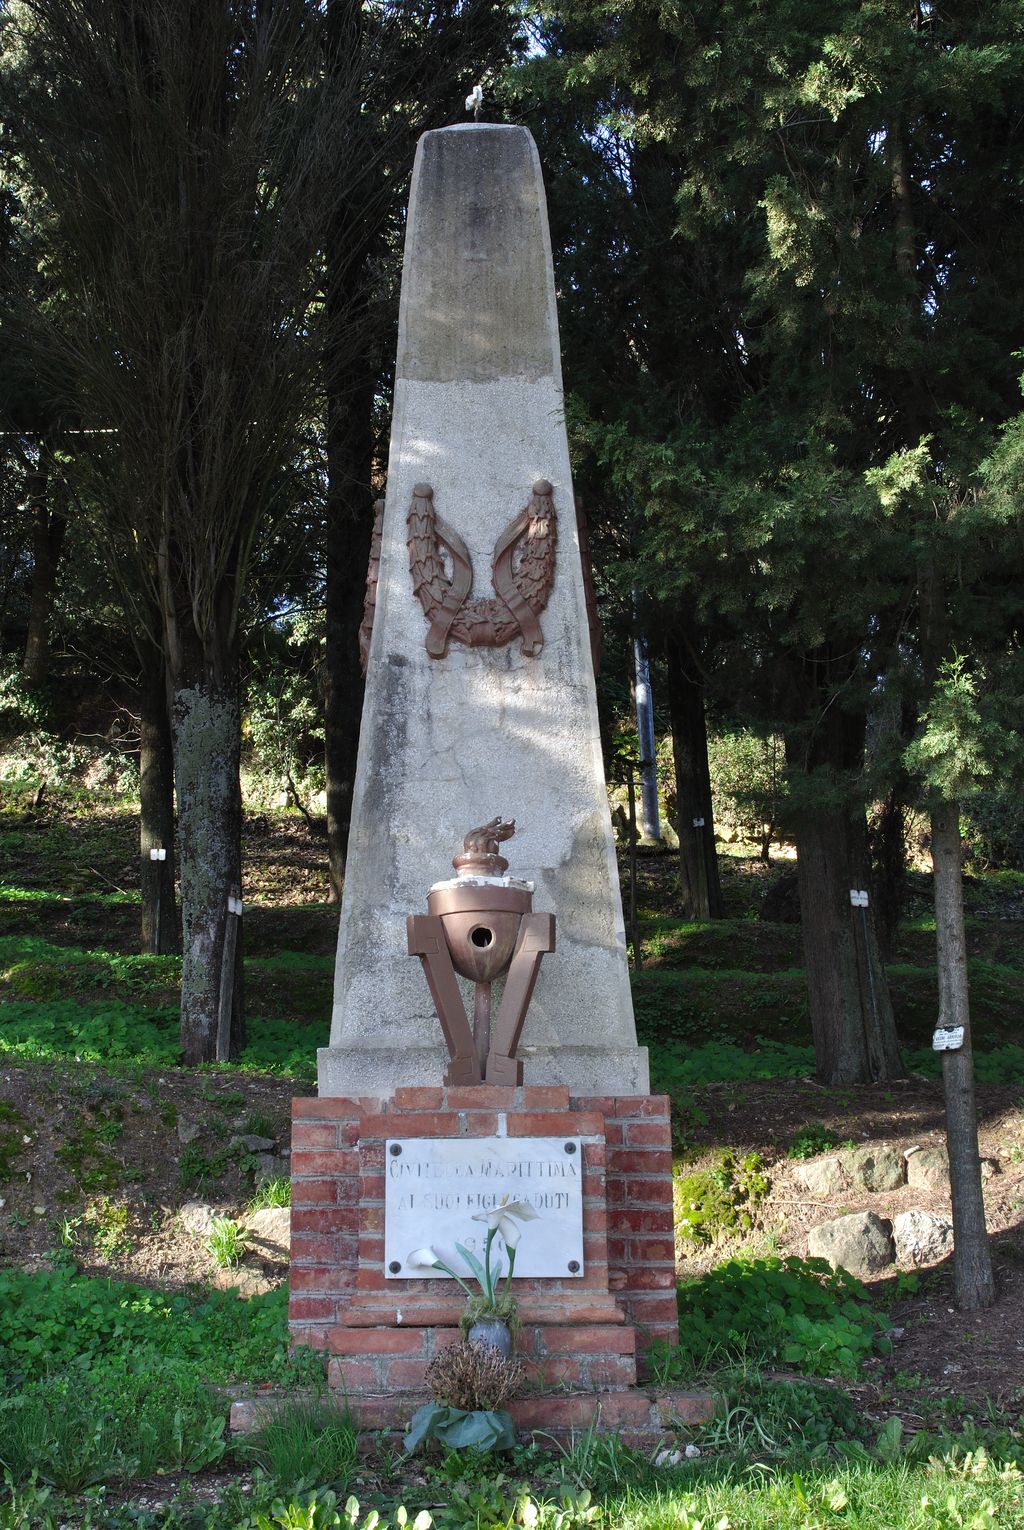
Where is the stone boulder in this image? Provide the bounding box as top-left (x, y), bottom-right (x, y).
top-left (894, 1209), bottom-right (953, 1267)
top-left (906, 1147), bottom-right (949, 1192)
top-left (253, 1153), bottom-right (290, 1186)
top-left (795, 1157), bottom-right (851, 1197)
top-left (178, 1201), bottom-right (217, 1239)
top-left (807, 1211), bottom-right (895, 1275)
top-left (212, 1266), bottom-right (274, 1297)
top-left (242, 1207), bottom-right (290, 1260)
top-left (230, 1134), bottom-right (277, 1154)
top-left (848, 1146), bottom-right (905, 1193)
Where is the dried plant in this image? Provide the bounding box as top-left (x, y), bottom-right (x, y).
top-left (424, 1341), bottom-right (525, 1413)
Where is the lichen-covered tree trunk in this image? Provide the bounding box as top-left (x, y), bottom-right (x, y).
top-left (139, 640), bottom-right (179, 956)
top-left (931, 797), bottom-right (995, 1310)
top-left (665, 632), bottom-right (723, 919)
top-left (172, 673), bottom-right (244, 1064)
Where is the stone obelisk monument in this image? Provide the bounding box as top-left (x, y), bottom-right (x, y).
top-left (319, 124), bottom-right (647, 1098)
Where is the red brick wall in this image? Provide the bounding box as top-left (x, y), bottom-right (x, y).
top-left (289, 1088), bottom-right (678, 1385)
top-left (586, 1095), bottom-right (679, 1349)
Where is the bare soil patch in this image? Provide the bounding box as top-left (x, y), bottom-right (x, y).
top-left (0, 1062), bottom-right (311, 1292)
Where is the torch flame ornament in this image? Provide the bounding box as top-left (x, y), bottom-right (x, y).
top-left (465, 83), bottom-right (484, 121)
top-left (407, 821), bottom-right (555, 1086)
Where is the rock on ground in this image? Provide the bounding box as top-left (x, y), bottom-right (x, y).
top-left (212, 1266), bottom-right (274, 1297)
top-left (253, 1153), bottom-right (289, 1185)
top-left (894, 1209), bottom-right (954, 1267)
top-left (847, 1145), bottom-right (905, 1192)
top-left (906, 1147), bottom-right (950, 1192)
top-left (795, 1157), bottom-right (851, 1197)
top-left (807, 1211), bottom-right (895, 1275)
top-left (177, 1201), bottom-right (217, 1238)
top-left (242, 1207), bottom-right (290, 1259)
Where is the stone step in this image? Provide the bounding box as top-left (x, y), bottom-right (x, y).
top-left (229, 1386), bottom-right (715, 1450)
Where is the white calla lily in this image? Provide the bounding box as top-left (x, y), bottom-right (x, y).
top-left (496, 1215), bottom-right (522, 1250)
top-left (406, 1247), bottom-right (441, 1270)
top-left (471, 1195), bottom-right (540, 1249)
top-left (405, 1197), bottom-right (541, 1313)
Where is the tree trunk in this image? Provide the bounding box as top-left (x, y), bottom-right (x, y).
top-left (787, 676), bottom-right (905, 1086)
top-left (870, 781), bottom-right (909, 962)
top-left (139, 640), bottom-right (179, 955)
top-left (172, 671), bottom-right (244, 1063)
top-left (323, 373), bottom-right (375, 903)
top-left (22, 448), bottom-right (68, 689)
top-left (793, 796), bottom-right (904, 1085)
top-left (665, 633), bottom-right (723, 919)
top-left (931, 797), bottom-right (995, 1310)
top-left (322, 0), bottom-right (374, 904)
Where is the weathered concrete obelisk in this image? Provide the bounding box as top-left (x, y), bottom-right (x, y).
top-left (319, 124), bottom-right (648, 1098)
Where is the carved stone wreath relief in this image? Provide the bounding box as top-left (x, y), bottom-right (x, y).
top-left (407, 480), bottom-right (557, 659)
top-left (357, 480), bottom-right (558, 672)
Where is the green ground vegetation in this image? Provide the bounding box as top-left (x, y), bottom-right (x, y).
top-left (3, 838), bottom-right (1024, 1088)
top-left (0, 1259), bottom-right (1020, 1526)
top-left (1, 811), bottom-right (1023, 1523)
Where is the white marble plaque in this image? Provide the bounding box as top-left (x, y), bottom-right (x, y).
top-left (384, 1136), bottom-right (584, 1279)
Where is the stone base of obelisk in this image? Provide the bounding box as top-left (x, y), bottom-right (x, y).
top-left (274, 1086), bottom-right (711, 1444)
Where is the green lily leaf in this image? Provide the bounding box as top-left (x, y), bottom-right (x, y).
top-left (454, 1242), bottom-right (487, 1291)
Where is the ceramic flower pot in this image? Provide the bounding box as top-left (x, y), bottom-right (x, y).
top-left (466, 1317), bottom-right (513, 1358)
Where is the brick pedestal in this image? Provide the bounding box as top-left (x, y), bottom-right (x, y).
top-left (288, 1086), bottom-right (695, 1439)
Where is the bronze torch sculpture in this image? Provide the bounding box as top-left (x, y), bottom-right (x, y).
top-left (407, 818), bottom-right (555, 1086)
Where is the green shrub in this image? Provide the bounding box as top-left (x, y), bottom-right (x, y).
top-left (787, 1124), bottom-right (844, 1160)
top-left (0, 991), bottom-right (321, 1081)
top-left (706, 728), bottom-right (784, 852)
top-left (254, 1491), bottom-right (432, 1530)
top-left (719, 1372), bottom-right (868, 1451)
top-left (0, 1268), bottom-right (317, 1387)
top-left (0, 997), bottom-right (181, 1067)
top-left (668, 1256), bottom-right (890, 1379)
top-left (249, 1178), bottom-right (291, 1212)
top-left (0, 1103), bottom-right (28, 1180)
top-left (673, 1151), bottom-right (769, 1243)
top-left (207, 1216), bottom-right (250, 1268)
top-left (0, 1362), bottom-right (226, 1488)
top-left (84, 1197), bottom-right (134, 1257)
top-left (650, 1038), bottom-right (816, 1090)
top-left (962, 789), bottom-right (1024, 871)
top-left (179, 1141), bottom-right (235, 1191)
top-left (648, 1039), bottom-right (1024, 1090)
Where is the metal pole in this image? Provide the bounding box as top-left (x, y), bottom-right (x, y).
top-left (632, 629), bottom-right (662, 844)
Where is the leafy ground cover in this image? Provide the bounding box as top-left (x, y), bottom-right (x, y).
top-left (2, 1393), bottom-right (1023, 1527)
top-left (1, 806), bottom-right (1023, 1524)
top-left (0, 1252), bottom-right (1022, 1526)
